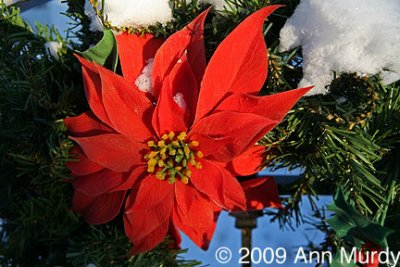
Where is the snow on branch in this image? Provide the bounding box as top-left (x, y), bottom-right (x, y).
top-left (279, 0), bottom-right (400, 95)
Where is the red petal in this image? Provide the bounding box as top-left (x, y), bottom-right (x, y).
top-left (195, 6), bottom-right (282, 122)
top-left (152, 8), bottom-right (210, 99)
top-left (170, 54), bottom-right (199, 125)
top-left (223, 171), bottom-right (247, 211)
top-left (72, 190), bottom-right (126, 224)
top-left (175, 182), bottom-right (199, 215)
top-left (124, 176), bottom-right (175, 253)
top-left (116, 33), bottom-right (164, 86)
top-left (169, 53), bottom-right (199, 125)
top-left (189, 134), bottom-right (234, 159)
top-left (110, 165), bottom-right (147, 192)
top-left (72, 189), bottom-right (94, 214)
top-left (241, 177), bottom-right (283, 210)
top-left (64, 111), bottom-right (113, 137)
top-left (190, 111), bottom-right (277, 162)
top-left (67, 146), bottom-right (104, 176)
top-left (127, 219), bottom-right (170, 254)
top-left (152, 76), bottom-right (187, 137)
top-left (189, 160), bottom-right (225, 208)
top-left (71, 133), bottom-right (144, 172)
top-left (190, 160), bottom-right (246, 210)
top-left (75, 55), bottom-right (112, 126)
top-left (152, 52), bottom-right (199, 135)
top-left (168, 222), bottom-right (182, 249)
top-left (72, 169), bottom-right (128, 196)
top-left (97, 65), bottom-right (155, 141)
top-left (227, 145), bottom-right (265, 176)
top-left (127, 175), bottom-right (175, 210)
top-left (216, 87), bottom-right (312, 122)
top-left (173, 191), bottom-right (221, 250)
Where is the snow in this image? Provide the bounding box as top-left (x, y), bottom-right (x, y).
top-left (279, 0), bottom-right (400, 95)
top-left (84, 0), bottom-right (103, 32)
top-left (135, 58), bottom-right (154, 94)
top-left (83, 0), bottom-right (237, 31)
top-left (2, 0), bottom-right (20, 6)
top-left (186, 0), bottom-right (233, 11)
top-left (202, 0), bottom-right (229, 10)
top-left (85, 0), bottom-right (172, 30)
top-left (173, 93), bottom-right (187, 110)
top-left (44, 41), bottom-right (62, 61)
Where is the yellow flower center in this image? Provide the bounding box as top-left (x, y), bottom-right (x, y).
top-left (144, 131), bottom-right (203, 184)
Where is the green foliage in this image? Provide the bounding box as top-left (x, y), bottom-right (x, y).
top-left (128, 241), bottom-right (200, 267)
top-left (1, 0), bottom-right (400, 266)
top-left (80, 29), bottom-right (118, 71)
top-left (66, 225), bottom-right (200, 267)
top-left (0, 4), bottom-right (84, 266)
top-left (263, 74), bottom-right (400, 215)
top-left (327, 189), bottom-right (394, 248)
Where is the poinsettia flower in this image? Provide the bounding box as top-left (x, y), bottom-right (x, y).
top-left (65, 5), bottom-right (312, 254)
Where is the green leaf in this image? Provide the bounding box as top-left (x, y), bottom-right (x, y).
top-left (80, 29), bottom-right (118, 72)
top-left (327, 188), bottom-right (394, 248)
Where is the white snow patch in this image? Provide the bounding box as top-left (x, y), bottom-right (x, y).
top-left (86, 0), bottom-right (172, 28)
top-left (186, 0), bottom-right (236, 11)
top-left (279, 0), bottom-right (400, 95)
top-left (203, 0), bottom-right (229, 10)
top-left (135, 58), bottom-right (154, 95)
top-left (2, 0), bottom-right (20, 6)
top-left (44, 41), bottom-right (62, 61)
top-left (173, 93), bottom-right (187, 110)
top-left (84, 0), bottom-right (103, 32)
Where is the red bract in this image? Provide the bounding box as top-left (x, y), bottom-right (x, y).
top-left (65, 5), bottom-right (312, 254)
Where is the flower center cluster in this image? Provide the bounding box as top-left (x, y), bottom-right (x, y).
top-left (144, 131), bottom-right (203, 184)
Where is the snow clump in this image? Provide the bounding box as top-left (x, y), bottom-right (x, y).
top-left (279, 0), bottom-right (400, 95)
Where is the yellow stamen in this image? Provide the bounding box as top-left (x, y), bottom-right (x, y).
top-left (147, 165), bottom-right (155, 173)
top-left (171, 141), bottom-right (180, 147)
top-left (149, 151), bottom-right (158, 158)
top-left (196, 151), bottom-right (204, 158)
top-left (147, 140), bottom-right (156, 147)
top-left (144, 131), bottom-right (203, 184)
top-left (177, 132), bottom-right (187, 141)
top-left (157, 159), bottom-right (165, 167)
top-left (195, 162), bottom-right (202, 169)
top-left (160, 147), bottom-right (167, 155)
top-left (148, 158), bottom-right (157, 167)
top-left (183, 146), bottom-right (190, 155)
top-left (162, 133), bottom-right (169, 140)
top-left (181, 176), bottom-right (189, 184)
top-left (156, 171), bottom-right (166, 180)
top-left (158, 140), bottom-right (165, 147)
top-left (189, 155), bottom-right (196, 165)
top-left (190, 140), bottom-right (199, 147)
